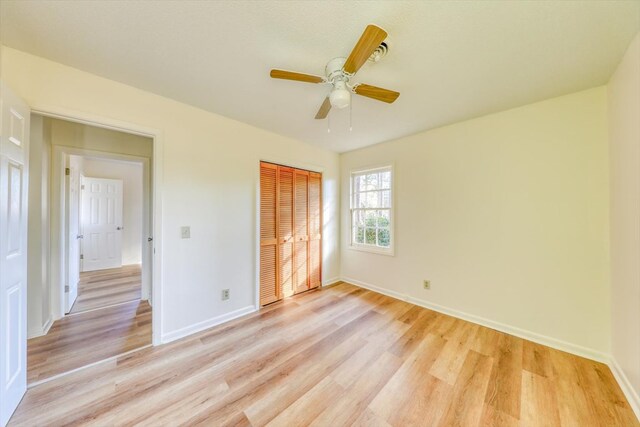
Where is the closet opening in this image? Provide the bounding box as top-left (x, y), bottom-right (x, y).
top-left (259, 161), bottom-right (322, 306)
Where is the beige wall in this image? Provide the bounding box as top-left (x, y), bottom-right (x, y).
top-left (49, 117), bottom-right (152, 158)
top-left (608, 32), bottom-right (640, 411)
top-left (81, 158), bottom-right (144, 266)
top-left (1, 47), bottom-right (341, 341)
top-left (341, 87), bottom-right (610, 357)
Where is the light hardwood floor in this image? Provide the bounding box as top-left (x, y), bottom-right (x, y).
top-left (13, 282), bottom-right (638, 426)
top-left (70, 264), bottom-right (142, 313)
top-left (27, 299), bottom-right (151, 385)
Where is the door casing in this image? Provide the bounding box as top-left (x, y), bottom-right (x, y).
top-left (34, 108), bottom-right (163, 346)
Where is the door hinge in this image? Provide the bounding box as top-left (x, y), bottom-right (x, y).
top-left (65, 285), bottom-right (69, 293)
top-left (65, 167), bottom-right (70, 176)
top-left (80, 254), bottom-right (84, 260)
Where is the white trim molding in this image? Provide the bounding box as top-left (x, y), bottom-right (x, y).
top-left (27, 315), bottom-right (54, 339)
top-left (341, 276), bottom-right (610, 364)
top-left (609, 357), bottom-right (640, 420)
top-left (161, 305), bottom-right (257, 344)
top-left (322, 277), bottom-right (341, 287)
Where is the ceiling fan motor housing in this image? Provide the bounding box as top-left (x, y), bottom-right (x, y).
top-left (325, 57), bottom-right (348, 81)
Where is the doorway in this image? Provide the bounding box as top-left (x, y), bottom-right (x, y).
top-left (26, 116), bottom-right (154, 385)
top-left (70, 157), bottom-right (145, 314)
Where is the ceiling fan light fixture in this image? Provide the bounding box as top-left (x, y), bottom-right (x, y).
top-left (269, 24), bottom-right (399, 121)
top-left (329, 81), bottom-right (351, 109)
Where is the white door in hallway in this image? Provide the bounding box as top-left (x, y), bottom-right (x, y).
top-left (80, 177), bottom-right (123, 272)
top-left (0, 83), bottom-right (30, 427)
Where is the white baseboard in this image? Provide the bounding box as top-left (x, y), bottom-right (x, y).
top-left (341, 276), bottom-right (610, 364)
top-left (322, 277), bottom-right (341, 287)
top-left (161, 305), bottom-right (257, 344)
top-left (609, 357), bottom-right (640, 420)
top-left (42, 315), bottom-right (54, 335)
top-left (27, 315), bottom-right (54, 339)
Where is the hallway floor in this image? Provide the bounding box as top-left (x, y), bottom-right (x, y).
top-left (70, 264), bottom-right (142, 314)
top-left (27, 264), bottom-right (151, 385)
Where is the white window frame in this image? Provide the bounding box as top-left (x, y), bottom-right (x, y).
top-left (349, 165), bottom-right (394, 256)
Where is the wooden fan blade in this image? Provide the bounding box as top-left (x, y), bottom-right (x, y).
top-left (343, 24), bottom-right (388, 75)
top-left (270, 69), bottom-right (324, 84)
top-left (354, 84), bottom-right (400, 103)
top-left (315, 97), bottom-right (331, 119)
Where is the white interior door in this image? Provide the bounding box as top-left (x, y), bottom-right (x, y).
top-left (65, 165), bottom-right (81, 313)
top-left (0, 83), bottom-right (30, 426)
top-left (80, 177), bottom-right (123, 272)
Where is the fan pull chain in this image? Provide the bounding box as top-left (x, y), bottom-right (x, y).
top-left (327, 111), bottom-right (331, 133)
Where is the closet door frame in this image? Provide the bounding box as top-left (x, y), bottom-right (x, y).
top-left (257, 161), bottom-right (323, 307)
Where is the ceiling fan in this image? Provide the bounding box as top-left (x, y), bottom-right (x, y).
top-left (270, 24), bottom-right (400, 119)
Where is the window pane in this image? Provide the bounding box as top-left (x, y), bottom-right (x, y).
top-left (364, 173), bottom-right (379, 191)
top-left (377, 210), bottom-right (390, 227)
top-left (354, 226), bottom-right (364, 244)
top-left (362, 191), bottom-right (380, 208)
top-left (365, 228), bottom-right (376, 245)
top-left (380, 171), bottom-right (391, 189)
top-left (365, 210), bottom-right (377, 227)
top-left (352, 210), bottom-right (365, 227)
top-left (380, 190), bottom-right (391, 208)
top-left (377, 229), bottom-right (390, 247)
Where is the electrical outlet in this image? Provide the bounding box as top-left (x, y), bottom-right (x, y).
top-left (181, 226), bottom-right (191, 239)
top-left (222, 289), bottom-right (230, 300)
top-left (423, 280), bottom-right (431, 290)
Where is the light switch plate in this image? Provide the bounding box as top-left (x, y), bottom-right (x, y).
top-left (181, 226), bottom-right (191, 239)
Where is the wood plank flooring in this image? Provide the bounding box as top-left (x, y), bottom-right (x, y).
top-left (70, 264), bottom-right (142, 313)
top-left (27, 300), bottom-right (152, 384)
top-left (12, 282), bottom-right (638, 426)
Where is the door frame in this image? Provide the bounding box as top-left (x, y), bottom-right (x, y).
top-left (33, 107), bottom-right (164, 346)
top-left (255, 157), bottom-right (325, 309)
top-left (65, 156), bottom-right (81, 313)
top-left (56, 149), bottom-right (147, 301)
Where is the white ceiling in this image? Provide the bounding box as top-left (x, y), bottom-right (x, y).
top-left (1, 1), bottom-right (639, 152)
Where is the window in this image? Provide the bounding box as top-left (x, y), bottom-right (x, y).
top-left (350, 166), bottom-right (393, 254)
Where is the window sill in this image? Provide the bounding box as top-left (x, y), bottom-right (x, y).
top-left (348, 244), bottom-right (395, 257)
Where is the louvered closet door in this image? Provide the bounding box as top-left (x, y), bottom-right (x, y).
top-left (293, 170), bottom-right (309, 294)
top-left (259, 163), bottom-right (279, 305)
top-left (278, 167), bottom-right (295, 298)
top-left (308, 172), bottom-right (322, 289)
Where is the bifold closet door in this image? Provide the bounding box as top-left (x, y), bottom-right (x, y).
top-left (278, 166), bottom-right (295, 298)
top-left (293, 170), bottom-right (309, 294)
top-left (260, 162), bottom-right (322, 306)
top-left (308, 172), bottom-right (322, 289)
top-left (259, 163), bottom-right (279, 305)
